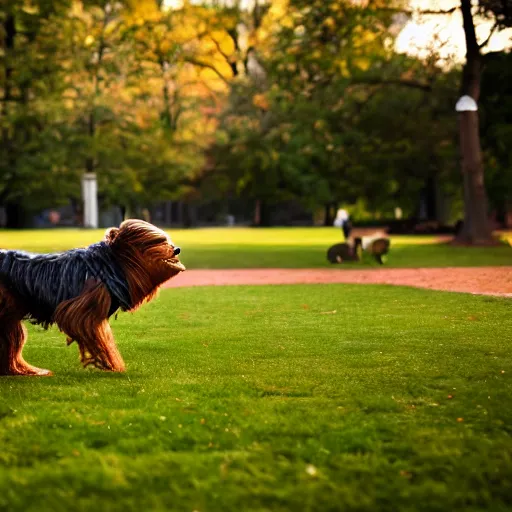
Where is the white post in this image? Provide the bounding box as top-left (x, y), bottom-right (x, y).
top-left (81, 172), bottom-right (99, 228)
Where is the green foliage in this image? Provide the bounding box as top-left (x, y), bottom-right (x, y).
top-left (1, 285), bottom-right (512, 510)
top-left (210, 0), bottom-right (463, 221)
top-left (0, 0), bottom-right (213, 221)
top-left (480, 51), bottom-right (512, 216)
top-left (1, 0), bottom-right (509, 226)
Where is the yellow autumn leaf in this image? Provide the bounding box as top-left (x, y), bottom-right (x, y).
top-left (338, 60), bottom-right (350, 77)
top-left (84, 35), bottom-right (95, 47)
top-left (323, 17), bottom-right (336, 29)
top-left (21, 4), bottom-right (40, 14)
top-left (160, 39), bottom-right (172, 53)
top-left (353, 57), bottom-right (370, 71)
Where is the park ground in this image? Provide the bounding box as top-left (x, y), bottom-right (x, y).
top-left (0, 227), bottom-right (511, 511)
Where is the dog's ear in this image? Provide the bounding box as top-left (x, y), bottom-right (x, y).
top-left (104, 227), bottom-right (120, 244)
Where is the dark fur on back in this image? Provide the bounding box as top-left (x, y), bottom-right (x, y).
top-left (327, 238), bottom-right (362, 264)
top-left (0, 242), bottom-right (131, 328)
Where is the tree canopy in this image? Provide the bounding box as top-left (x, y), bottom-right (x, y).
top-left (1, 0), bottom-right (510, 228)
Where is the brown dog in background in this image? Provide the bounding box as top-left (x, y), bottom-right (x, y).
top-left (0, 219), bottom-right (185, 376)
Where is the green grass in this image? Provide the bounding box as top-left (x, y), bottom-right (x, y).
top-left (1, 284), bottom-right (511, 511)
top-left (1, 227), bottom-right (511, 268)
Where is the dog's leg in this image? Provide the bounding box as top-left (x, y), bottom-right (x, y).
top-left (0, 286), bottom-right (52, 376)
top-left (54, 281), bottom-right (125, 372)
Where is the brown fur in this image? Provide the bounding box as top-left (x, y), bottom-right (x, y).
top-left (105, 221), bottom-right (182, 310)
top-left (54, 280), bottom-right (125, 372)
top-left (0, 283), bottom-right (45, 375)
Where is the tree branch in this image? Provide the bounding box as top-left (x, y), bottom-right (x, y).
top-left (372, 6), bottom-right (458, 16)
top-left (461, 0), bottom-right (480, 58)
top-left (478, 20), bottom-right (499, 49)
top-left (416, 7), bottom-right (458, 15)
top-left (353, 78), bottom-right (432, 92)
top-left (183, 57), bottom-right (230, 84)
top-left (208, 35), bottom-right (237, 77)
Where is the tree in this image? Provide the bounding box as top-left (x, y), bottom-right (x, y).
top-left (456, 0), bottom-right (492, 243)
top-left (0, 0), bottom-right (241, 227)
top-left (209, 0), bottom-right (463, 225)
top-left (413, 0), bottom-right (512, 243)
top-left (0, 0), bottom-right (75, 227)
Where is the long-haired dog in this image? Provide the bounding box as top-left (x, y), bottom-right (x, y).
top-left (0, 219), bottom-right (185, 376)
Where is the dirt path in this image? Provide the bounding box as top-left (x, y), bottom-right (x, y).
top-left (164, 267), bottom-right (512, 297)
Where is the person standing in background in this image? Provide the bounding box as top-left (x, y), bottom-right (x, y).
top-left (333, 208), bottom-right (352, 241)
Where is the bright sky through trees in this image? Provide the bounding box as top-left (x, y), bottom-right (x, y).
top-left (395, 1), bottom-right (512, 61)
top-left (163, 0), bottom-right (512, 63)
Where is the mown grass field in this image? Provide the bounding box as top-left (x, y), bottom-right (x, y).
top-left (1, 227), bottom-right (511, 268)
top-left (0, 284), bottom-right (511, 511)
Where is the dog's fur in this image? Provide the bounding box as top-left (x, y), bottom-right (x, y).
top-left (0, 219), bottom-right (185, 376)
top-left (327, 237), bottom-right (362, 264)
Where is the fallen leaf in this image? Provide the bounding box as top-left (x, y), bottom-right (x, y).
top-left (320, 310), bottom-right (337, 315)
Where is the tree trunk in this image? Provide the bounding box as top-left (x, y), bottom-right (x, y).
top-left (254, 199), bottom-right (261, 226)
top-left (425, 176), bottom-right (437, 222)
top-left (323, 203), bottom-right (335, 226)
top-left (1, 15), bottom-right (18, 230)
top-left (4, 202), bottom-right (25, 229)
top-left (183, 203), bottom-right (197, 227)
top-left (259, 201), bottom-right (271, 226)
top-left (457, 110), bottom-right (493, 243)
top-left (455, 0), bottom-right (494, 244)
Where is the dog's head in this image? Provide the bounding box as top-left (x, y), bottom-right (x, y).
top-left (104, 220), bottom-right (185, 308)
top-left (105, 219), bottom-right (185, 275)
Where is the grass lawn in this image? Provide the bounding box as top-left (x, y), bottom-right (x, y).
top-left (1, 227), bottom-right (511, 268)
top-left (0, 284), bottom-right (511, 511)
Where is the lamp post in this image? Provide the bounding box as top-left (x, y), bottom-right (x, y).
top-left (455, 94), bottom-right (492, 243)
top-left (81, 172), bottom-right (99, 228)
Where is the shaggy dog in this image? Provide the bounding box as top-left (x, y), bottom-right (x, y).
top-left (0, 219), bottom-right (185, 376)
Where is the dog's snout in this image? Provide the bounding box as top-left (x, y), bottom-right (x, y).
top-left (174, 247), bottom-right (181, 256)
